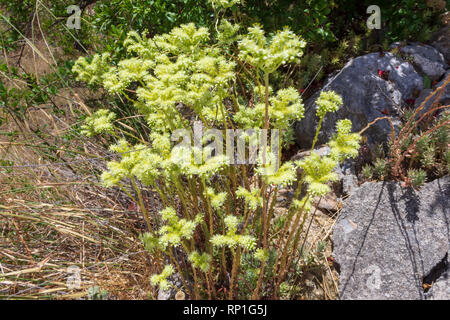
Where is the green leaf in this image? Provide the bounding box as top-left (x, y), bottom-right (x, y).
top-left (423, 75), bottom-right (431, 89)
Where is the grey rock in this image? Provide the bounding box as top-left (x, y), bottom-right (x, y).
top-left (333, 176), bottom-right (450, 300)
top-left (341, 174), bottom-right (359, 197)
top-left (430, 26), bottom-right (450, 63)
top-left (339, 160), bottom-right (359, 196)
top-left (291, 146), bottom-right (331, 161)
top-left (157, 287), bottom-right (172, 300)
top-left (414, 71), bottom-right (450, 115)
top-left (389, 42), bottom-right (403, 50)
top-left (429, 277), bottom-right (450, 300)
top-left (427, 259), bottom-right (450, 300)
top-left (295, 52), bottom-right (423, 149)
top-left (400, 43), bottom-right (448, 81)
top-left (315, 193), bottom-right (340, 213)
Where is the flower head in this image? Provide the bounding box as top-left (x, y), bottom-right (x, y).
top-left (329, 119), bottom-right (361, 161)
top-left (210, 215), bottom-right (256, 251)
top-left (297, 152), bottom-right (338, 196)
top-left (315, 91), bottom-right (343, 119)
top-left (188, 251), bottom-right (212, 272)
top-left (158, 207), bottom-right (203, 248)
top-left (150, 265), bottom-right (175, 291)
top-left (81, 109), bottom-right (116, 137)
top-left (239, 25), bottom-right (305, 73)
top-left (236, 186), bottom-right (262, 211)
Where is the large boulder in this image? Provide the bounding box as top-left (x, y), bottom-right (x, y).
top-left (414, 70), bottom-right (450, 114)
top-left (430, 26), bottom-right (450, 63)
top-left (332, 176), bottom-right (450, 300)
top-left (400, 43), bottom-right (448, 81)
top-left (426, 254), bottom-right (450, 300)
top-left (295, 52), bottom-right (423, 149)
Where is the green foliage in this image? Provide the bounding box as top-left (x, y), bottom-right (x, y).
top-left (210, 0), bottom-right (240, 9)
top-left (371, 0), bottom-right (447, 42)
top-left (211, 215), bottom-right (256, 250)
top-left (188, 251), bottom-right (212, 272)
top-left (158, 207), bottom-right (203, 249)
top-left (0, 0), bottom-right (36, 51)
top-left (1, 0), bottom-right (444, 299)
top-left (329, 119), bottom-right (361, 161)
top-left (238, 25), bottom-right (306, 74)
top-left (297, 152), bottom-right (339, 196)
top-left (315, 91), bottom-right (343, 119)
top-left (445, 150), bottom-right (450, 172)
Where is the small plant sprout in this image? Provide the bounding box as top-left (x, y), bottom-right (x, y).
top-left (373, 158), bottom-right (389, 180)
top-left (362, 164), bottom-right (374, 180)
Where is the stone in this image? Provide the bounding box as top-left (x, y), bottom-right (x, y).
top-left (332, 176), bottom-right (450, 300)
top-left (336, 160), bottom-right (359, 196)
top-left (291, 146), bottom-right (331, 161)
top-left (400, 43), bottom-right (448, 81)
top-left (295, 52), bottom-right (423, 149)
top-left (414, 71), bottom-right (450, 115)
top-left (427, 260), bottom-right (450, 300)
top-left (430, 26), bottom-right (450, 63)
top-left (314, 193), bottom-right (340, 213)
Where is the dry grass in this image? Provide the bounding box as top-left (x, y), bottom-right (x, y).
top-left (0, 103), bottom-right (164, 299)
top-left (0, 14), bottom-right (162, 299)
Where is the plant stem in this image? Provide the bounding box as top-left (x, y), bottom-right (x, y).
top-left (229, 247), bottom-right (241, 300)
top-left (131, 177), bottom-right (152, 231)
top-left (311, 116), bottom-right (324, 150)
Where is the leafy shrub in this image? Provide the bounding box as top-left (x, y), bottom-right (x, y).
top-left (73, 2), bottom-right (361, 299)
